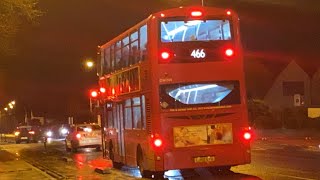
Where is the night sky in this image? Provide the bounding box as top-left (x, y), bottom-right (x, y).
top-left (1, 0), bottom-right (320, 121)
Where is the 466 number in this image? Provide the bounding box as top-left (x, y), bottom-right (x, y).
top-left (191, 49), bottom-right (206, 58)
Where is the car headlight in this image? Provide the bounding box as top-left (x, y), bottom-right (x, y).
top-left (60, 128), bottom-right (68, 134)
top-left (46, 131), bottom-right (52, 137)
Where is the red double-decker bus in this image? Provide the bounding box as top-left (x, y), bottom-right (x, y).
top-left (97, 5), bottom-right (252, 178)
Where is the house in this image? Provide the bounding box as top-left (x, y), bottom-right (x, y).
top-left (311, 68), bottom-right (320, 105)
top-left (264, 60), bottom-right (311, 110)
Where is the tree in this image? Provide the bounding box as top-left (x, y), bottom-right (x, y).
top-left (0, 0), bottom-right (42, 55)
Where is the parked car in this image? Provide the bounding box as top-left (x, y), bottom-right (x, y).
top-left (65, 124), bottom-right (101, 152)
top-left (14, 125), bottom-right (41, 143)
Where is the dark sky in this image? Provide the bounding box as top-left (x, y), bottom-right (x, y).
top-left (2, 0), bottom-right (320, 120)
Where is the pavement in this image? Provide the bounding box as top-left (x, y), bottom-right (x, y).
top-left (1, 129), bottom-right (320, 179)
top-left (0, 149), bottom-right (54, 180)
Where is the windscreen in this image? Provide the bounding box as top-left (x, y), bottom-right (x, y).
top-left (161, 19), bottom-right (232, 42)
top-left (160, 81), bottom-right (240, 110)
top-left (77, 125), bottom-right (101, 131)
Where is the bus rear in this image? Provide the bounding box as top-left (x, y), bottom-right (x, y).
top-left (149, 6), bottom-right (251, 172)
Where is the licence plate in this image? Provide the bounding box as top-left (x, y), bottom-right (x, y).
top-left (21, 137), bottom-right (28, 139)
top-left (194, 156), bottom-right (215, 163)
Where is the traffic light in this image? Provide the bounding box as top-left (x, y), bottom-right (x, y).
top-left (90, 89), bottom-right (99, 98)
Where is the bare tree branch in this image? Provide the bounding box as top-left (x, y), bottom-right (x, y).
top-left (0, 0), bottom-right (43, 56)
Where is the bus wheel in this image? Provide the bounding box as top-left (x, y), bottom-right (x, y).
top-left (153, 171), bottom-right (165, 179)
top-left (208, 166), bottom-right (231, 175)
top-left (108, 141), bottom-right (121, 169)
top-left (137, 149), bottom-right (152, 178)
top-left (108, 141), bottom-right (114, 161)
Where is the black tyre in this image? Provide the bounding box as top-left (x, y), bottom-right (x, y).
top-left (71, 141), bottom-right (77, 152)
top-left (137, 148), bottom-right (152, 178)
top-left (65, 140), bottom-right (71, 152)
top-left (108, 141), bottom-right (114, 161)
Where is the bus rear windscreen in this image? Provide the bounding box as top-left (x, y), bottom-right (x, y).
top-left (161, 19), bottom-right (232, 42)
top-left (160, 81), bottom-right (240, 110)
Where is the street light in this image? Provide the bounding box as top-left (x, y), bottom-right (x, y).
top-left (84, 59), bottom-right (94, 70)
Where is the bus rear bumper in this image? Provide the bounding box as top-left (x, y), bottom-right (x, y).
top-left (163, 147), bottom-right (251, 170)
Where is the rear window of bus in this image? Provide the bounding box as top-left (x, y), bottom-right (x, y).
top-left (160, 19), bottom-right (232, 42)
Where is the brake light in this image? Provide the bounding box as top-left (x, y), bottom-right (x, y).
top-left (153, 138), bottom-right (163, 147)
top-left (243, 132), bottom-right (252, 140)
top-left (191, 10), bottom-right (202, 17)
top-left (99, 87), bottom-right (106, 93)
top-left (14, 131), bottom-right (20, 136)
top-left (242, 127), bottom-right (253, 141)
top-left (161, 51), bottom-right (170, 60)
top-left (91, 91), bottom-right (98, 98)
top-left (226, 10), bottom-right (232, 15)
top-left (76, 133), bottom-right (81, 139)
top-left (28, 131), bottom-right (35, 135)
top-left (150, 134), bottom-right (164, 150)
top-left (225, 48), bottom-right (234, 57)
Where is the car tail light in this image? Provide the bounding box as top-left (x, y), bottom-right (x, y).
top-left (76, 133), bottom-right (81, 139)
top-left (226, 10), bottom-right (232, 15)
top-left (14, 131), bottom-right (20, 136)
top-left (28, 131), bottom-right (35, 135)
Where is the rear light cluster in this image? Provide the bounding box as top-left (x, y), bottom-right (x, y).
top-left (190, 10), bottom-right (203, 17)
top-left (242, 127), bottom-right (253, 142)
top-left (225, 48), bottom-right (234, 57)
top-left (76, 133), bottom-right (81, 139)
top-left (28, 131), bottom-right (35, 135)
top-left (160, 49), bottom-right (173, 62)
top-left (160, 48), bottom-right (235, 62)
top-left (14, 131), bottom-right (20, 136)
top-left (150, 134), bottom-right (164, 150)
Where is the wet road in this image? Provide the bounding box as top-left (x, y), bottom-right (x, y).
top-left (1, 138), bottom-right (319, 180)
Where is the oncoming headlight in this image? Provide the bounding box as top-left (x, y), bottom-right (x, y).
top-left (61, 128), bottom-right (68, 134)
top-left (46, 131), bottom-right (52, 137)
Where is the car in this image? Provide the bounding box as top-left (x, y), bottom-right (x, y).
top-left (14, 125), bottom-right (41, 144)
top-left (42, 124), bottom-right (70, 139)
top-left (65, 124), bottom-right (102, 152)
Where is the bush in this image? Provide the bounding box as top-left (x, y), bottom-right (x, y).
top-left (282, 107), bottom-right (307, 129)
top-left (248, 99), bottom-right (279, 129)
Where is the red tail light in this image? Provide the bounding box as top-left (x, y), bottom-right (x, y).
top-left (191, 10), bottom-right (203, 17)
top-left (150, 134), bottom-right (164, 150)
top-left (90, 91), bottom-right (98, 98)
top-left (225, 48), bottom-right (234, 57)
top-left (226, 10), bottom-right (232, 15)
top-left (243, 132), bottom-right (252, 140)
top-left (242, 127), bottom-right (253, 141)
top-left (99, 87), bottom-right (106, 93)
top-left (76, 133), bottom-right (81, 139)
top-left (161, 51), bottom-right (171, 60)
top-left (153, 138), bottom-right (163, 147)
top-left (28, 131), bottom-right (35, 135)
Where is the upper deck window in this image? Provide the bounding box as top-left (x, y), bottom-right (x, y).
top-left (161, 19), bottom-right (231, 42)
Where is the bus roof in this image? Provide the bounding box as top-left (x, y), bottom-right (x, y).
top-left (99, 6), bottom-right (236, 49)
